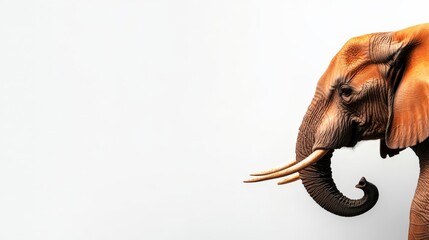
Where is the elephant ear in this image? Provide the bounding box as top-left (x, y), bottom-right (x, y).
top-left (384, 33), bottom-right (429, 149)
top-left (379, 139), bottom-right (403, 158)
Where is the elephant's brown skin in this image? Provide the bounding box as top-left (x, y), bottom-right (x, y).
top-left (245, 23), bottom-right (429, 239)
top-left (410, 140), bottom-right (429, 239)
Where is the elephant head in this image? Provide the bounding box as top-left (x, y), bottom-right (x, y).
top-left (245, 23), bottom-right (429, 221)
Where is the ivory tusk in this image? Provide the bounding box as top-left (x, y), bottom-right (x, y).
top-left (243, 149), bottom-right (328, 183)
top-left (277, 173), bottom-right (300, 185)
top-left (250, 160), bottom-right (297, 176)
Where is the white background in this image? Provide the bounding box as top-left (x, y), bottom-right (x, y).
top-left (0, 1), bottom-right (427, 239)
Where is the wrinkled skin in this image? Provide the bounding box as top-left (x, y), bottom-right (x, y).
top-left (246, 23), bottom-right (429, 239)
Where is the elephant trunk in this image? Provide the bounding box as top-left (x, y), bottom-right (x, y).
top-left (297, 111), bottom-right (379, 217)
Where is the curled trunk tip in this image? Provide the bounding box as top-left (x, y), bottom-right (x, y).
top-left (301, 154), bottom-right (379, 217)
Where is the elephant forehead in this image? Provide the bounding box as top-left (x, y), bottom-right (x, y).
top-left (342, 44), bottom-right (365, 65)
top-left (338, 34), bottom-right (373, 70)
top-left (315, 60), bottom-right (351, 94)
top-left (315, 73), bottom-right (341, 96)
top-left (348, 64), bottom-right (381, 85)
top-left (315, 35), bottom-right (372, 94)
top-left (316, 61), bottom-right (376, 95)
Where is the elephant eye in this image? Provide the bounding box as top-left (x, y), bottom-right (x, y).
top-left (339, 86), bottom-right (353, 101)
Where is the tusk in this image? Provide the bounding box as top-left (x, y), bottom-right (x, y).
top-left (250, 160), bottom-right (297, 176)
top-left (243, 149), bottom-right (328, 183)
top-left (277, 173), bottom-right (300, 185)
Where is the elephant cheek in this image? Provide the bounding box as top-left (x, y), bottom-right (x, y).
top-left (313, 117), bottom-right (347, 150)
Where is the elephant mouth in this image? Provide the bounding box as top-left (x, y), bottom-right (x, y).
top-left (345, 122), bottom-right (361, 147)
top-left (243, 149), bottom-right (329, 184)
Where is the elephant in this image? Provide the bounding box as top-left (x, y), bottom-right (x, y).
top-left (244, 23), bottom-right (429, 239)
